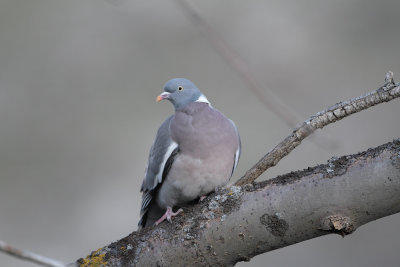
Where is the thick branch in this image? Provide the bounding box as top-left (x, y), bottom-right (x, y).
top-left (235, 71), bottom-right (400, 186)
top-left (78, 139), bottom-right (400, 266)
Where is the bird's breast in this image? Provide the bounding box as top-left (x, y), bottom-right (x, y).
top-left (156, 152), bottom-right (232, 208)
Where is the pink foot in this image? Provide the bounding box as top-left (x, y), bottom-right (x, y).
top-left (154, 207), bottom-right (183, 226)
top-left (199, 195), bottom-right (207, 202)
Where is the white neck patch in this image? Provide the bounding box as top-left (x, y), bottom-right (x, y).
top-left (195, 94), bottom-right (211, 105)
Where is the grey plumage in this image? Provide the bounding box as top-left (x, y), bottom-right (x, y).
top-left (139, 78), bottom-right (240, 229)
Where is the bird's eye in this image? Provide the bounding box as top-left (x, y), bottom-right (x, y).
top-left (178, 86), bottom-right (184, 91)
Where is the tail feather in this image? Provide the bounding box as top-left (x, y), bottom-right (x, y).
top-left (138, 202), bottom-right (165, 229)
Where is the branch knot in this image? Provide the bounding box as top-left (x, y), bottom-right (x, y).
top-left (320, 215), bottom-right (355, 237)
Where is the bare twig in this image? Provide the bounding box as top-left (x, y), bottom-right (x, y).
top-left (0, 240), bottom-right (66, 267)
top-left (175, 0), bottom-right (301, 127)
top-left (174, 0), bottom-right (338, 150)
top-left (235, 71), bottom-right (399, 186)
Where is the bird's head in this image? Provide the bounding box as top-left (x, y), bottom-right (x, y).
top-left (157, 78), bottom-right (209, 110)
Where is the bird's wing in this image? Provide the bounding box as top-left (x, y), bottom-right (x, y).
top-left (139, 116), bottom-right (179, 227)
top-left (229, 119), bottom-right (241, 177)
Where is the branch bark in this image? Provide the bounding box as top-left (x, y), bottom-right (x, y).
top-left (77, 139), bottom-right (400, 266)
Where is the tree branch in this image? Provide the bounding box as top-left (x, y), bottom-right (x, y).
top-left (77, 139), bottom-right (400, 266)
top-left (235, 71), bottom-right (400, 186)
top-left (0, 240), bottom-right (66, 267)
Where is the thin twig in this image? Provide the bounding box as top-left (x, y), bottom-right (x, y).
top-left (174, 0), bottom-right (300, 127)
top-left (0, 240), bottom-right (66, 267)
top-left (174, 0), bottom-right (338, 150)
top-left (235, 72), bottom-right (400, 185)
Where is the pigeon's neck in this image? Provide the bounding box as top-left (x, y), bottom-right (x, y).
top-left (177, 102), bottom-right (210, 115)
top-left (175, 94), bottom-right (211, 112)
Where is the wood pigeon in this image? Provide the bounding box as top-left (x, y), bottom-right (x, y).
top-left (138, 78), bottom-right (241, 229)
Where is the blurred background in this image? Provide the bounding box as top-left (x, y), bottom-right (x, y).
top-left (1, 0), bottom-right (399, 266)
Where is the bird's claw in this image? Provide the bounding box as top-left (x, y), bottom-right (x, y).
top-left (155, 207), bottom-right (183, 226)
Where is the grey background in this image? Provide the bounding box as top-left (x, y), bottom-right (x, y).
top-left (1, 0), bottom-right (399, 266)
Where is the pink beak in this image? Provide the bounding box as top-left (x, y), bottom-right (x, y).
top-left (156, 92), bottom-right (170, 102)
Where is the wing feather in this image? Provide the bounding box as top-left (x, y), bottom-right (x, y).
top-left (229, 119), bottom-right (241, 177)
top-left (139, 115), bottom-right (179, 228)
